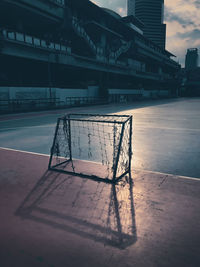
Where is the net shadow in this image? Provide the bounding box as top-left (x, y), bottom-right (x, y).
top-left (16, 170), bottom-right (137, 249)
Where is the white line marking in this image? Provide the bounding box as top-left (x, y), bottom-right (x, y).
top-left (0, 147), bottom-right (102, 165)
top-left (0, 147), bottom-right (199, 181)
top-left (0, 113), bottom-right (65, 123)
top-left (0, 147), bottom-right (50, 157)
top-left (136, 125), bottom-right (200, 132)
top-left (1, 119), bottom-right (200, 133)
top-left (135, 168), bottom-right (200, 181)
top-left (0, 125), bottom-right (54, 131)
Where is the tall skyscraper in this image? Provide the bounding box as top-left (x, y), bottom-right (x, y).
top-left (127, 0), bottom-right (135, 16)
top-left (127, 0), bottom-right (166, 49)
top-left (185, 48), bottom-right (199, 70)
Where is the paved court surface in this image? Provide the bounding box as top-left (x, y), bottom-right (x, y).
top-left (0, 98), bottom-right (200, 178)
top-left (0, 148), bottom-right (200, 267)
top-left (1, 98), bottom-right (200, 267)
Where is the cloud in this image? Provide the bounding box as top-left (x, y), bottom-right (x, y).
top-left (194, 0), bottom-right (200, 8)
top-left (164, 0), bottom-right (200, 66)
top-left (177, 29), bottom-right (200, 40)
top-left (165, 7), bottom-right (196, 27)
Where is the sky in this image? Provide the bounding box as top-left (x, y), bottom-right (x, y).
top-left (91, 0), bottom-right (200, 67)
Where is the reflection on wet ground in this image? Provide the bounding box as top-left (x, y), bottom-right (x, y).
top-left (1, 98), bottom-right (200, 177)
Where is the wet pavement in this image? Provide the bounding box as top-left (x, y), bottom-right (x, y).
top-left (0, 98), bottom-right (200, 178)
top-left (1, 98), bottom-right (200, 267)
top-left (0, 148), bottom-right (200, 267)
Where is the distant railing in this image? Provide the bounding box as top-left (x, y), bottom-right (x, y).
top-left (72, 17), bottom-right (97, 54)
top-left (65, 97), bottom-right (105, 106)
top-left (30, 0), bottom-right (65, 7)
top-left (0, 98), bottom-right (59, 113)
top-left (1, 29), bottom-right (70, 53)
top-left (135, 39), bottom-right (179, 68)
top-left (72, 17), bottom-right (106, 61)
top-left (0, 97), bottom-right (106, 114)
top-left (48, 0), bottom-right (65, 6)
top-left (109, 93), bottom-right (143, 103)
top-left (136, 70), bottom-right (161, 79)
top-left (162, 73), bottom-right (172, 80)
top-left (110, 41), bottom-right (131, 61)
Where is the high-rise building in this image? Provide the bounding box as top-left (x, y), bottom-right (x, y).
top-left (127, 0), bottom-right (135, 16)
top-left (127, 0), bottom-right (166, 49)
top-left (185, 48), bottom-right (199, 70)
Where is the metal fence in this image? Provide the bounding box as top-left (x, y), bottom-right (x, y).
top-left (0, 97), bottom-right (107, 114)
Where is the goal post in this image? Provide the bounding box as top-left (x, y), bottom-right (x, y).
top-left (48, 114), bottom-right (133, 184)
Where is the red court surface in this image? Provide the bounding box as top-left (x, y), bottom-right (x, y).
top-left (0, 147), bottom-right (200, 267)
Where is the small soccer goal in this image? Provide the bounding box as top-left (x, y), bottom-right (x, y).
top-left (48, 114), bottom-right (132, 183)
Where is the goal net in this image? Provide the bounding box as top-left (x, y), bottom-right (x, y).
top-left (48, 114), bottom-right (132, 183)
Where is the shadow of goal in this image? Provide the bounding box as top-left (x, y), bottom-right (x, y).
top-left (48, 114), bottom-right (132, 184)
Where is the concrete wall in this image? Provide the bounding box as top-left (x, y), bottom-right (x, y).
top-left (56, 89), bottom-right (87, 102)
top-left (108, 88), bottom-right (169, 101)
top-left (0, 87), bottom-right (9, 100)
top-left (108, 88), bottom-right (169, 98)
top-left (143, 90), bottom-right (169, 98)
top-left (0, 86), bottom-right (100, 102)
top-left (0, 87), bottom-right (54, 100)
top-left (108, 89), bottom-right (143, 95)
top-left (0, 86), bottom-right (169, 105)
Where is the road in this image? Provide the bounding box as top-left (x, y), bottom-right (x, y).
top-left (0, 97), bottom-right (200, 178)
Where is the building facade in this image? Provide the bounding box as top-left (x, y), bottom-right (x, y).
top-left (181, 49), bottom-right (200, 96)
top-left (185, 48), bottom-right (199, 70)
top-left (0, 0), bottom-right (180, 112)
top-left (127, 0), bottom-right (135, 16)
top-left (127, 0), bottom-right (166, 49)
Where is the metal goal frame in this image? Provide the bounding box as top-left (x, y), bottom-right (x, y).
top-left (48, 113), bottom-right (132, 184)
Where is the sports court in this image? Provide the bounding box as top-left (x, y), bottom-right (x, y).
top-left (0, 98), bottom-right (200, 266)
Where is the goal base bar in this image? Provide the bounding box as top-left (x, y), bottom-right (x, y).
top-left (49, 159), bottom-right (130, 184)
